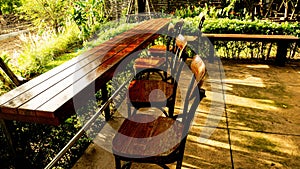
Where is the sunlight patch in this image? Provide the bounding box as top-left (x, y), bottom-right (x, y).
top-left (223, 76), bottom-right (266, 88)
top-left (246, 65), bottom-right (270, 69)
top-left (218, 92), bottom-right (278, 111)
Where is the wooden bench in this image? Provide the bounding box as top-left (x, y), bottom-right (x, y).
top-left (188, 33), bottom-right (299, 66)
top-left (0, 18), bottom-right (171, 125)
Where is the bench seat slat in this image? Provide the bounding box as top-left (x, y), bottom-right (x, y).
top-left (0, 29), bottom-right (136, 106)
top-left (0, 19), bottom-right (159, 106)
top-left (36, 30), bottom-right (164, 117)
top-left (0, 18), bottom-right (170, 124)
top-left (0, 31), bottom-right (138, 113)
top-left (19, 32), bottom-right (153, 114)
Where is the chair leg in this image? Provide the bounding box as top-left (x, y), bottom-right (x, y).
top-left (127, 102), bottom-right (131, 117)
top-left (176, 153), bottom-right (184, 169)
top-left (168, 100), bottom-right (175, 117)
top-left (123, 161), bottom-right (132, 169)
top-left (163, 71), bottom-right (168, 81)
top-left (176, 140), bottom-right (187, 169)
top-left (176, 159), bottom-right (183, 169)
top-left (115, 156), bottom-right (121, 169)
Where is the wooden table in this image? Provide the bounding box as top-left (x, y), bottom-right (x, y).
top-left (0, 18), bottom-right (170, 125)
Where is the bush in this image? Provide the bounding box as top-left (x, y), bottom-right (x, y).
top-left (183, 17), bottom-right (300, 59)
top-left (0, 0), bottom-right (21, 14)
top-left (17, 23), bottom-right (81, 78)
top-left (184, 16), bottom-right (300, 37)
top-left (174, 5), bottom-right (203, 18)
top-left (18, 0), bottom-right (70, 33)
top-left (0, 115), bottom-right (91, 169)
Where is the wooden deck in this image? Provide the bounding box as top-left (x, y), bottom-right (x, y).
top-left (73, 60), bottom-right (300, 169)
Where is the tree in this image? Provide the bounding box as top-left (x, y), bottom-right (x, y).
top-left (18, 0), bottom-right (70, 33)
top-left (70, 0), bottom-right (107, 38)
top-left (0, 0), bottom-right (21, 14)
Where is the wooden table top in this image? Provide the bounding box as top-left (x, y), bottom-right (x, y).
top-left (0, 18), bottom-right (171, 125)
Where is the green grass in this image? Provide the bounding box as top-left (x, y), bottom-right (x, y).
top-left (44, 51), bottom-right (82, 71)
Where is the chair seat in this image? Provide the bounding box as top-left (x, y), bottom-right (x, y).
top-left (134, 57), bottom-right (166, 70)
top-left (128, 80), bottom-right (174, 105)
top-left (112, 114), bottom-right (183, 158)
top-left (148, 45), bottom-right (167, 55)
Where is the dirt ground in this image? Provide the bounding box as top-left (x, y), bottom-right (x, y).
top-left (72, 60), bottom-right (300, 169)
top-left (0, 14), bottom-right (30, 64)
top-left (0, 36), bottom-right (23, 55)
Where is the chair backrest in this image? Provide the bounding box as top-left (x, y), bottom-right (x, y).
top-left (171, 19), bottom-right (184, 53)
top-left (174, 34), bottom-right (188, 62)
top-left (165, 23), bottom-right (175, 52)
top-left (170, 34), bottom-right (188, 81)
top-left (198, 12), bottom-right (206, 31)
top-left (190, 54), bottom-right (206, 88)
top-left (181, 55), bottom-right (206, 134)
top-left (174, 19), bottom-right (184, 37)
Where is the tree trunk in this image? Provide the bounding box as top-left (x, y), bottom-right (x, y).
top-left (284, 0), bottom-right (289, 20)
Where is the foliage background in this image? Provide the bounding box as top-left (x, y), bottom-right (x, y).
top-left (0, 0), bottom-right (299, 168)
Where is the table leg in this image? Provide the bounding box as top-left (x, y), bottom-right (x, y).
top-left (275, 42), bottom-right (288, 66)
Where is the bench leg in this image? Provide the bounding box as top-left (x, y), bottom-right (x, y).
top-left (101, 86), bottom-right (110, 121)
top-left (0, 119), bottom-right (16, 157)
top-left (275, 42), bottom-right (288, 66)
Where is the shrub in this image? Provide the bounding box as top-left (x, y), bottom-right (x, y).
top-left (184, 16), bottom-right (300, 37)
top-left (18, 0), bottom-right (70, 33)
top-left (70, 0), bottom-right (107, 38)
top-left (0, 0), bottom-right (21, 14)
top-left (0, 115), bottom-right (91, 169)
top-left (183, 17), bottom-right (300, 59)
top-left (17, 23), bottom-right (81, 78)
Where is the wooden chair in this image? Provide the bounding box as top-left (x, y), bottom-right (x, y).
top-left (148, 19), bottom-right (184, 56)
top-left (128, 34), bottom-right (188, 117)
top-left (133, 23), bottom-right (175, 80)
top-left (112, 55), bottom-right (206, 169)
top-left (133, 19), bottom-right (185, 80)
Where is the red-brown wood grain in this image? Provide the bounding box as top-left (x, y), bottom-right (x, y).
top-left (0, 18), bottom-right (171, 125)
